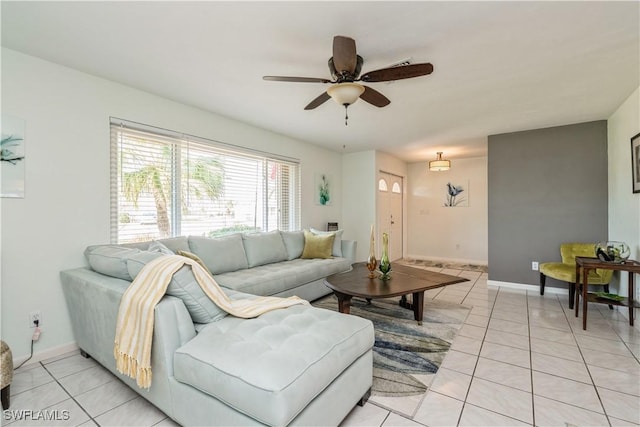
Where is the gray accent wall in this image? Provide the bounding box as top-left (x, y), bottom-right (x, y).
top-left (488, 121), bottom-right (608, 287)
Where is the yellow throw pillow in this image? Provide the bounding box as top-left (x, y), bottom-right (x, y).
top-left (177, 250), bottom-right (211, 274)
top-left (301, 230), bottom-right (335, 259)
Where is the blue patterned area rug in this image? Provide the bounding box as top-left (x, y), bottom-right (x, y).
top-left (313, 295), bottom-right (470, 400)
top-left (401, 258), bottom-right (488, 273)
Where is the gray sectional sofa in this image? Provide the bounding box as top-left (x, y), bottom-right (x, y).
top-left (60, 230), bottom-right (374, 426)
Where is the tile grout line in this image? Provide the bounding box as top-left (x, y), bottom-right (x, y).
top-left (400, 268), bottom-right (484, 425)
top-left (556, 294), bottom-right (612, 426)
top-left (39, 361), bottom-right (101, 426)
top-left (526, 289), bottom-right (536, 427)
top-left (407, 268), bottom-right (479, 423)
top-left (575, 304), bottom-right (640, 426)
top-left (530, 295), bottom-right (638, 423)
top-left (455, 279), bottom-right (498, 427)
top-left (40, 351), bottom-right (152, 426)
top-left (386, 272), bottom-right (635, 426)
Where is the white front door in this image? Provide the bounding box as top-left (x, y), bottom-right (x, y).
top-left (377, 172), bottom-right (403, 261)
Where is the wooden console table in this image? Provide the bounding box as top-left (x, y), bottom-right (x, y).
top-left (575, 257), bottom-right (640, 330)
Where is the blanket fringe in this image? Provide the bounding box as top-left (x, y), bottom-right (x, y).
top-left (115, 343), bottom-right (152, 389)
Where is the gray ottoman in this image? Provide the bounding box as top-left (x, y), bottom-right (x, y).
top-left (174, 305), bottom-right (374, 426)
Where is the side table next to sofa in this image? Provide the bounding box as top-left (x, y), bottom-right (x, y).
top-left (575, 257), bottom-right (640, 330)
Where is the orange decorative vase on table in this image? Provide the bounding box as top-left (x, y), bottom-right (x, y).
top-left (366, 225), bottom-right (378, 278)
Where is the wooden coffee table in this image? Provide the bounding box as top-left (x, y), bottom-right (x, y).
top-left (324, 262), bottom-right (469, 324)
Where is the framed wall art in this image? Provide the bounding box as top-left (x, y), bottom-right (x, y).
top-left (442, 180), bottom-right (469, 207)
top-left (632, 132), bottom-right (640, 194)
top-left (316, 174), bottom-right (331, 205)
top-left (1, 115), bottom-right (26, 198)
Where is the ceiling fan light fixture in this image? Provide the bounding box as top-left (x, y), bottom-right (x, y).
top-left (429, 152), bottom-right (451, 171)
top-left (327, 82), bottom-right (365, 106)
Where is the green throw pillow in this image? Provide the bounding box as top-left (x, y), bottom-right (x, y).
top-left (301, 230), bottom-right (335, 259)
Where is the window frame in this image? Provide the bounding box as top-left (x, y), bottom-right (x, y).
top-left (110, 118), bottom-right (301, 243)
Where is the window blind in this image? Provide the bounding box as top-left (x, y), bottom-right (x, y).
top-left (110, 118), bottom-right (301, 244)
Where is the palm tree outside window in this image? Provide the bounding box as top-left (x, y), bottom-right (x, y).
top-left (110, 120), bottom-right (300, 243)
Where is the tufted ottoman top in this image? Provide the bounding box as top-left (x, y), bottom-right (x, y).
top-left (173, 304), bottom-right (374, 426)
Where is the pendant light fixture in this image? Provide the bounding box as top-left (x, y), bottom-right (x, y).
top-left (429, 152), bottom-right (450, 171)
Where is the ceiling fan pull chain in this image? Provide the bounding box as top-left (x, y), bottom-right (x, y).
top-left (344, 104), bottom-right (349, 126)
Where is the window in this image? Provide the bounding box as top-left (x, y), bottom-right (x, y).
top-left (378, 178), bottom-right (388, 192)
top-left (110, 119), bottom-right (300, 243)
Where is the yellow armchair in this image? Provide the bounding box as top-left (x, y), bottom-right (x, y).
top-left (540, 243), bottom-right (613, 309)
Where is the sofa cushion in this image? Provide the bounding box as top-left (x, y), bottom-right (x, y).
top-left (242, 231), bottom-right (288, 268)
top-left (126, 251), bottom-right (229, 324)
top-left (167, 266), bottom-right (230, 324)
top-left (156, 236), bottom-right (190, 253)
top-left (85, 246), bottom-right (141, 280)
top-left (174, 304), bottom-right (374, 426)
top-left (214, 257), bottom-right (350, 296)
top-left (177, 250), bottom-right (210, 274)
top-left (301, 230), bottom-right (334, 259)
top-left (126, 251), bottom-right (165, 278)
top-left (280, 230), bottom-right (304, 260)
top-left (148, 240), bottom-right (174, 254)
top-left (188, 234), bottom-right (249, 274)
top-left (310, 228), bottom-right (344, 257)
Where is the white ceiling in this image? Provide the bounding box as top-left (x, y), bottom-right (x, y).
top-left (2, 1), bottom-right (638, 162)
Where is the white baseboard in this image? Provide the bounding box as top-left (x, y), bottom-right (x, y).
top-left (487, 280), bottom-right (568, 295)
top-left (488, 280), bottom-right (637, 324)
top-left (13, 341), bottom-right (78, 368)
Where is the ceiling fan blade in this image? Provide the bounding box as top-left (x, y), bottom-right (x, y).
top-left (359, 63), bottom-right (434, 82)
top-left (263, 76), bottom-right (332, 83)
top-left (332, 36), bottom-right (357, 74)
top-left (304, 92), bottom-right (331, 110)
top-left (360, 86), bottom-right (390, 108)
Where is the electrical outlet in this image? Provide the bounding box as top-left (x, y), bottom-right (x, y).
top-left (29, 311), bottom-right (42, 328)
top-left (532, 261), bottom-right (539, 271)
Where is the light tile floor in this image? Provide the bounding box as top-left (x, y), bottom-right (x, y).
top-left (4, 267), bottom-right (639, 426)
top-left (343, 267), bottom-right (640, 427)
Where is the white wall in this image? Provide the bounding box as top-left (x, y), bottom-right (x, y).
top-left (407, 157), bottom-right (488, 264)
top-left (0, 48), bottom-right (343, 360)
top-left (608, 87), bottom-right (640, 297)
top-left (340, 150), bottom-right (409, 263)
top-left (341, 151), bottom-right (377, 262)
top-left (376, 152), bottom-right (408, 179)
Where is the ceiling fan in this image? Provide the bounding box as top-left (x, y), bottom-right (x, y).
top-left (263, 36), bottom-right (434, 125)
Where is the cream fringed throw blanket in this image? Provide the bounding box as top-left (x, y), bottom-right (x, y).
top-left (114, 255), bottom-right (309, 389)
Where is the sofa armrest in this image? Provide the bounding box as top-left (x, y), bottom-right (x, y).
top-left (60, 268), bottom-right (196, 376)
top-left (61, 268), bottom-right (196, 411)
top-left (153, 295), bottom-right (198, 373)
top-left (341, 240), bottom-right (357, 265)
